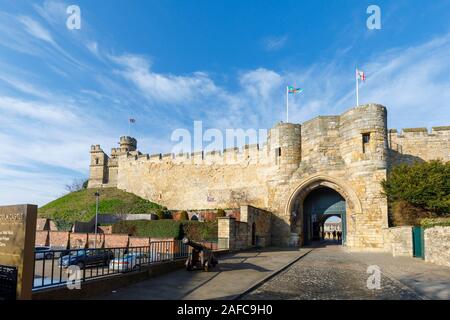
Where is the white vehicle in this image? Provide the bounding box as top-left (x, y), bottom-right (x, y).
top-left (109, 252), bottom-right (154, 272)
top-left (35, 246), bottom-right (53, 260)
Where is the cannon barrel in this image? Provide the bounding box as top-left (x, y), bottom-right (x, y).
top-left (182, 237), bottom-right (205, 251)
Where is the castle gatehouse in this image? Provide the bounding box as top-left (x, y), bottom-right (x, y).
top-left (88, 104), bottom-right (450, 250)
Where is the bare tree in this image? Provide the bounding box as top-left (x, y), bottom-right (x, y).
top-left (65, 178), bottom-right (88, 193)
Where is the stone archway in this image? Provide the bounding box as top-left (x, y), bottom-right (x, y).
top-left (303, 188), bottom-right (345, 244)
top-left (285, 174), bottom-right (362, 247)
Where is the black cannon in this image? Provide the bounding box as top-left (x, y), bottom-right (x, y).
top-left (182, 237), bottom-right (218, 271)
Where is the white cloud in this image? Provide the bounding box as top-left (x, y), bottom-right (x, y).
top-left (17, 15), bottom-right (55, 45)
top-left (111, 53), bottom-right (219, 104)
top-left (0, 96), bottom-right (79, 123)
top-left (240, 68), bottom-right (283, 101)
top-left (262, 35), bottom-right (288, 51)
top-left (32, 0), bottom-right (67, 27)
top-left (0, 74), bottom-right (53, 99)
top-left (87, 41), bottom-right (99, 56)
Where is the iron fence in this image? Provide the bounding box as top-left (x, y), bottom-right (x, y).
top-left (32, 240), bottom-right (189, 290)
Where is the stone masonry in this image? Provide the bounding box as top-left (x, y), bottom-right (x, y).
top-left (88, 104), bottom-right (450, 250)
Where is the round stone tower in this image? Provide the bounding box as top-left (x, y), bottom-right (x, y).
top-left (268, 122), bottom-right (302, 175)
top-left (338, 103), bottom-right (389, 248)
top-left (339, 104), bottom-right (388, 169)
top-left (119, 136), bottom-right (137, 152)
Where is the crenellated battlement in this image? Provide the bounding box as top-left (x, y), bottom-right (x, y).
top-left (123, 143), bottom-right (272, 166)
top-left (389, 126), bottom-right (450, 137)
top-left (90, 144), bottom-right (103, 152)
top-left (388, 126), bottom-right (450, 166)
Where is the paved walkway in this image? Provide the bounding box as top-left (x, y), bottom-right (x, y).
top-left (95, 248), bottom-right (310, 300)
top-left (94, 243), bottom-right (450, 300)
top-left (243, 243), bottom-right (450, 300)
top-left (348, 250), bottom-right (450, 300)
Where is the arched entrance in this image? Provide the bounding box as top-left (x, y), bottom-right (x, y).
top-left (286, 175), bottom-right (362, 247)
top-left (323, 216), bottom-right (342, 243)
top-left (303, 187), bottom-right (346, 244)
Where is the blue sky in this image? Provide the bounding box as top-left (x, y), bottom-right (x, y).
top-left (0, 0), bottom-right (449, 206)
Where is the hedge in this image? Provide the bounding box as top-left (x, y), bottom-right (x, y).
top-left (181, 220), bottom-right (218, 242)
top-left (111, 219), bottom-right (218, 241)
top-left (112, 220), bottom-right (182, 238)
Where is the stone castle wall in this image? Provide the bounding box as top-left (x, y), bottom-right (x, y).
top-left (424, 226), bottom-right (450, 267)
top-left (382, 226), bottom-right (413, 257)
top-left (388, 126), bottom-right (450, 167)
top-left (87, 104), bottom-right (449, 250)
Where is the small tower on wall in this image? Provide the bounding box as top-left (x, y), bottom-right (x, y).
top-left (268, 122), bottom-right (302, 175)
top-left (87, 145), bottom-right (109, 188)
top-left (119, 136), bottom-right (137, 153)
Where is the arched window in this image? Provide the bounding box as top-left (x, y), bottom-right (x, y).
top-left (95, 158), bottom-right (99, 165)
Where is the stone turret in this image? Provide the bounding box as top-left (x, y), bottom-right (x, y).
top-left (87, 145), bottom-right (109, 188)
top-left (120, 136), bottom-right (137, 152)
top-left (111, 136), bottom-right (138, 158)
top-left (88, 136), bottom-right (138, 188)
top-left (339, 103), bottom-right (388, 169)
top-left (268, 122), bottom-right (302, 176)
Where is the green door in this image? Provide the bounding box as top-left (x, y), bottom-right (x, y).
top-left (412, 227), bottom-right (424, 259)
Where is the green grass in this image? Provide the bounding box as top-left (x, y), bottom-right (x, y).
top-left (39, 188), bottom-right (162, 223)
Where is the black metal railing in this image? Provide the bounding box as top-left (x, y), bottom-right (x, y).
top-left (32, 240), bottom-right (189, 290)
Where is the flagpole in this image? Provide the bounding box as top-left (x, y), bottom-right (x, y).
top-left (356, 68), bottom-right (359, 107)
top-left (286, 86), bottom-right (289, 123)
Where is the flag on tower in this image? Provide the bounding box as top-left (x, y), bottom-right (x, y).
top-left (287, 86), bottom-right (304, 94)
top-left (355, 68), bottom-right (366, 106)
top-left (286, 85), bottom-right (304, 123)
top-left (356, 69), bottom-right (366, 81)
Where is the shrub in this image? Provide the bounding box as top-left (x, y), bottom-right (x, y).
top-left (82, 179), bottom-right (89, 189)
top-left (53, 219), bottom-right (74, 231)
top-left (216, 209), bottom-right (226, 218)
top-left (179, 211), bottom-right (189, 221)
top-left (181, 220), bottom-right (218, 242)
top-left (155, 208), bottom-right (172, 220)
top-left (390, 200), bottom-right (433, 226)
top-left (382, 160), bottom-right (450, 215)
top-left (112, 220), bottom-right (182, 238)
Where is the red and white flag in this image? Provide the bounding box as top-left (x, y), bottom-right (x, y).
top-left (356, 69), bottom-right (366, 81)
